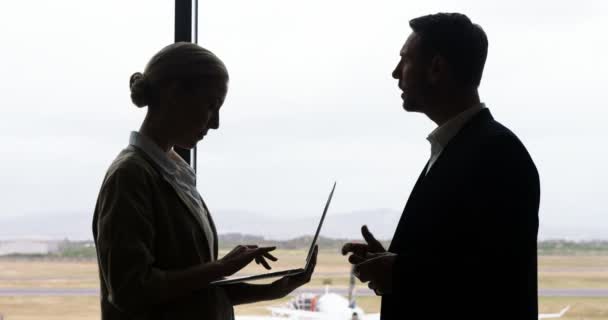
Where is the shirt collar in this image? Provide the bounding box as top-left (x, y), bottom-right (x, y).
top-left (129, 131), bottom-right (178, 174)
top-left (168, 148), bottom-right (197, 177)
top-left (427, 103), bottom-right (486, 150)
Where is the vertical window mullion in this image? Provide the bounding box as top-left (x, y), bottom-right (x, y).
top-left (174, 0), bottom-right (195, 168)
top-left (193, 0), bottom-right (199, 175)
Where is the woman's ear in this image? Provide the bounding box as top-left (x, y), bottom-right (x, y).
top-left (159, 80), bottom-right (181, 109)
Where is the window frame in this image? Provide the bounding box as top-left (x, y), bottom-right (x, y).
top-left (174, 0), bottom-right (199, 174)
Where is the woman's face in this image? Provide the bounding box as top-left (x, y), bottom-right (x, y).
top-left (170, 80), bottom-right (228, 149)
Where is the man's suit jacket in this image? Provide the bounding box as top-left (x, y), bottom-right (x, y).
top-left (382, 109), bottom-right (540, 320)
top-left (92, 147), bottom-right (234, 320)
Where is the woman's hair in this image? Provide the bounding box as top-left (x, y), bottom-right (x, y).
top-left (129, 42), bottom-right (229, 108)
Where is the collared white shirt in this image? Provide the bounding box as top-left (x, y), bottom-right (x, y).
top-left (425, 103), bottom-right (487, 174)
top-left (129, 131), bottom-right (215, 259)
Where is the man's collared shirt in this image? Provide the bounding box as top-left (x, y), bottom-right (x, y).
top-left (129, 131), bottom-right (215, 259)
top-left (426, 103), bottom-right (487, 174)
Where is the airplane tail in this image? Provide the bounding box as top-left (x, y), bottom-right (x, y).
top-left (348, 265), bottom-right (357, 308)
top-left (539, 305), bottom-right (571, 319)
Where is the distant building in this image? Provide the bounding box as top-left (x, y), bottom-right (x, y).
top-left (0, 239), bottom-right (61, 256)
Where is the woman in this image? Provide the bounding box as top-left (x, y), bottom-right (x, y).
top-left (92, 42), bottom-right (317, 320)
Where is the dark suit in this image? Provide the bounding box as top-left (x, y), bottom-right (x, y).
top-left (382, 109), bottom-right (540, 320)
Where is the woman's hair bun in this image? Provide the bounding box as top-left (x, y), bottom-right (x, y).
top-left (129, 72), bottom-right (149, 108)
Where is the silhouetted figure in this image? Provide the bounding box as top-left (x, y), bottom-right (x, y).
top-left (92, 42), bottom-right (317, 320)
top-left (342, 13), bottom-right (539, 320)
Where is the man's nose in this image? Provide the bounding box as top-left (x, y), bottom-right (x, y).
top-left (391, 64), bottom-right (400, 80)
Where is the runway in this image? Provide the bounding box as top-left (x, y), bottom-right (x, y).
top-left (1, 287), bottom-right (607, 297)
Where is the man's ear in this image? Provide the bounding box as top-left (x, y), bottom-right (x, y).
top-left (427, 54), bottom-right (448, 85)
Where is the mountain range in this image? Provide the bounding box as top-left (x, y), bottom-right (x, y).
top-left (0, 209), bottom-right (605, 240)
top-left (0, 209), bottom-right (399, 240)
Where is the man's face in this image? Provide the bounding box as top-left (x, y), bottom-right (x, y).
top-left (392, 33), bottom-right (429, 112)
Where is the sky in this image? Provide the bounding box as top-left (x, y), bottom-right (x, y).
top-left (0, 0), bottom-right (607, 240)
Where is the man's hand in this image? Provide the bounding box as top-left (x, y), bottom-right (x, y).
top-left (354, 252), bottom-right (396, 295)
top-left (341, 225), bottom-right (386, 264)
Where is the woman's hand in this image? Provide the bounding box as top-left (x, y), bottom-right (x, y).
top-left (270, 245), bottom-right (318, 299)
top-left (218, 245), bottom-right (278, 277)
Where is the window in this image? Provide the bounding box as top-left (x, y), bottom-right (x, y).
top-left (197, 1), bottom-right (608, 317)
top-left (0, 1), bottom-right (606, 318)
top-left (0, 1), bottom-right (172, 318)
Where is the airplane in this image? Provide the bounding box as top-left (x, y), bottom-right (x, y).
top-left (236, 266), bottom-right (379, 320)
top-left (236, 290), bottom-right (378, 320)
top-left (236, 267), bottom-right (570, 320)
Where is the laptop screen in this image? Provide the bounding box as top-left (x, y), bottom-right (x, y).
top-left (304, 181), bottom-right (336, 268)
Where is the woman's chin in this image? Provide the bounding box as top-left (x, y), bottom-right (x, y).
top-left (175, 141), bottom-right (197, 150)
top-left (175, 134), bottom-right (206, 150)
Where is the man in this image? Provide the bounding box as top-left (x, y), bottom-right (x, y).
top-left (342, 13), bottom-right (540, 320)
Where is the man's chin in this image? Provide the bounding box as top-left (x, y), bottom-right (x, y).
top-left (402, 101), bottom-right (419, 112)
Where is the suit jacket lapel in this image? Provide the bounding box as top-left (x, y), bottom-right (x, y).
top-left (164, 179), bottom-right (215, 261)
top-left (389, 162), bottom-right (429, 252)
top-left (422, 108), bottom-right (494, 183)
top-left (400, 161), bottom-right (430, 217)
top-left (406, 161), bottom-right (430, 203)
top-left (130, 146), bottom-right (215, 261)
top-left (200, 196), bottom-right (219, 260)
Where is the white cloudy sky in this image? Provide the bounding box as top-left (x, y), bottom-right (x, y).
top-left (0, 0), bottom-right (607, 239)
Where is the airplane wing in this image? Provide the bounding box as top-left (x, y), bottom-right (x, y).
top-left (268, 307), bottom-right (328, 319)
top-left (235, 316), bottom-right (283, 320)
top-left (363, 313), bottom-right (380, 320)
top-left (539, 305), bottom-right (570, 319)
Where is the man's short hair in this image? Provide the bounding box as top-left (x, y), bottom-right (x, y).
top-left (409, 13), bottom-right (488, 87)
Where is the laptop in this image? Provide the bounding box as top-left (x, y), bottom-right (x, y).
top-left (211, 182), bottom-right (336, 286)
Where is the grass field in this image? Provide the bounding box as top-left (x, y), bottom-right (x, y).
top-left (0, 252), bottom-right (607, 319)
top-left (2, 252), bottom-right (608, 289)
